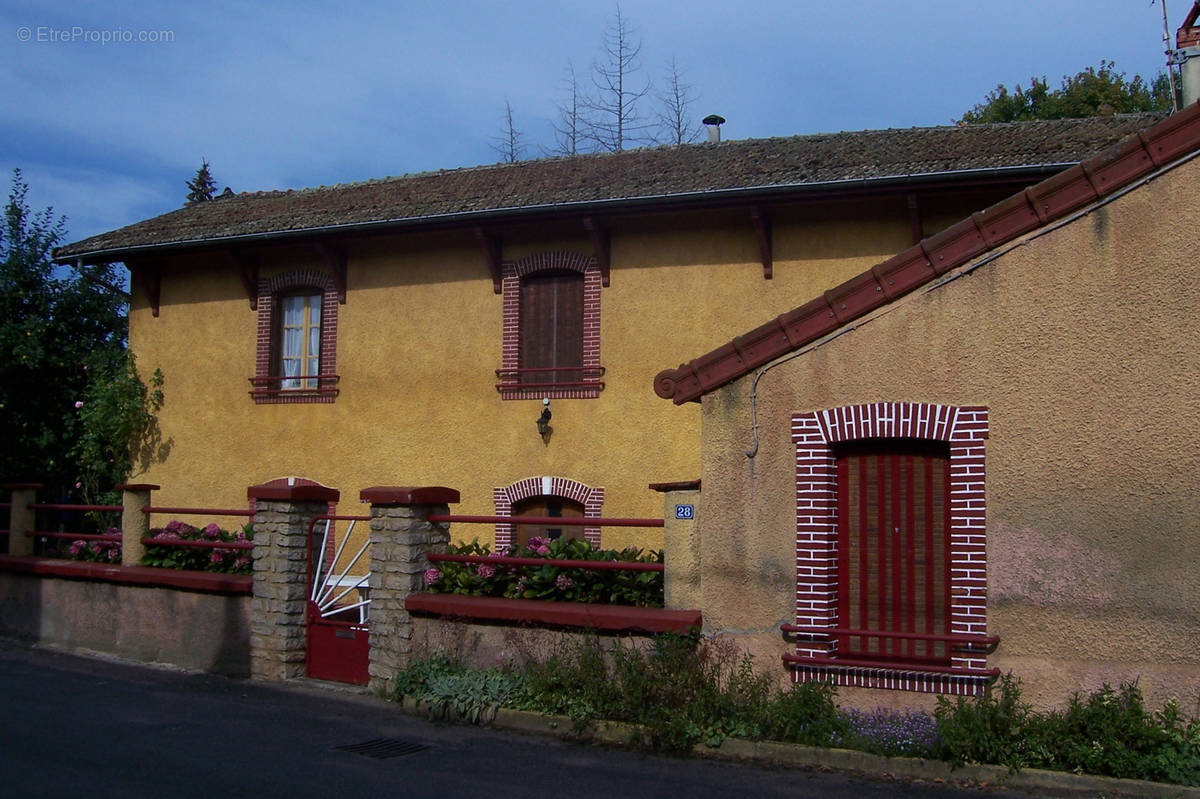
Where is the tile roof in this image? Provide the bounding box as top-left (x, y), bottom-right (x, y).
top-left (55, 115), bottom-right (1162, 262)
top-left (652, 103), bottom-right (1200, 404)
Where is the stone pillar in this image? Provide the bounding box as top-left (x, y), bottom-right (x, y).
top-left (116, 483), bottom-right (158, 567)
top-left (360, 486), bottom-right (459, 694)
top-left (247, 481), bottom-right (340, 682)
top-left (4, 484), bottom-right (41, 557)
top-left (651, 480), bottom-right (702, 610)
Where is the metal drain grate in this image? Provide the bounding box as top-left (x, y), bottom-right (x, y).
top-left (333, 738), bottom-right (430, 759)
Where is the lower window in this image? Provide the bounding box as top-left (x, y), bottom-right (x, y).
top-left (836, 439), bottom-right (951, 667)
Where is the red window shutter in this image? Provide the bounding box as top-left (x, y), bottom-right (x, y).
top-left (519, 271), bottom-right (583, 386)
top-left (836, 439), bottom-right (951, 665)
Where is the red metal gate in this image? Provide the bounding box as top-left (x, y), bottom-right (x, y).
top-left (306, 515), bottom-right (370, 685)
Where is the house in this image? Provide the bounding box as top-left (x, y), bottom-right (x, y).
top-left (53, 115), bottom-right (1158, 555)
top-left (651, 104), bottom-right (1200, 710)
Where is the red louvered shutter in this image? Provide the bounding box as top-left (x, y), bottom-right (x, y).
top-left (836, 439), bottom-right (951, 665)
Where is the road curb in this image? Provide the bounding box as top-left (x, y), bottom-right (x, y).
top-left (476, 706), bottom-right (1198, 799)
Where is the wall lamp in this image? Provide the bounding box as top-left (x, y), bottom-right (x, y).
top-left (536, 397), bottom-right (552, 436)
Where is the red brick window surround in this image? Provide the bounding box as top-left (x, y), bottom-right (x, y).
top-left (497, 252), bottom-right (603, 400)
top-left (790, 402), bottom-right (990, 695)
top-left (492, 476), bottom-right (604, 549)
top-left (252, 270), bottom-right (339, 404)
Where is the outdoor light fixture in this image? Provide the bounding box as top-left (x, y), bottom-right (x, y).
top-left (537, 397), bottom-right (552, 436)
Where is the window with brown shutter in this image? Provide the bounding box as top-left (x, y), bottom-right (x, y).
top-left (495, 252), bottom-right (604, 400)
top-left (836, 438), bottom-right (951, 667)
top-left (518, 270), bottom-right (584, 387)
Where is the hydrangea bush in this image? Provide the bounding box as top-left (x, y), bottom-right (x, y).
top-left (140, 520), bottom-right (254, 574)
top-left (60, 528), bottom-right (123, 563)
top-left (423, 536), bottom-right (663, 607)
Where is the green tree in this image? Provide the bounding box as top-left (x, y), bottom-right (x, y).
top-left (0, 169), bottom-right (163, 500)
top-left (186, 159), bottom-right (216, 203)
top-left (959, 61), bottom-right (1174, 124)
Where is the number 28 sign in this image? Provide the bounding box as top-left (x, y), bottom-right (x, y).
top-left (674, 504), bottom-right (694, 520)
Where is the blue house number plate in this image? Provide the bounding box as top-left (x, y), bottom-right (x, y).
top-left (675, 504), bottom-right (694, 520)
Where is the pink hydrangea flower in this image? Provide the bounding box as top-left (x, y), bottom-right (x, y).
top-left (527, 536), bottom-right (545, 549)
top-left (476, 564), bottom-right (496, 579)
top-left (536, 544), bottom-right (550, 556)
top-left (74, 401), bottom-right (83, 409)
top-left (233, 557), bottom-right (251, 570)
top-left (68, 540), bottom-right (85, 556)
top-left (202, 523), bottom-right (222, 540)
top-left (423, 568), bottom-right (440, 586)
top-left (209, 550), bottom-right (224, 564)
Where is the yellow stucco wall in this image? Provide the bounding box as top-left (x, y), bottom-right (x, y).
top-left (128, 202), bottom-right (922, 554)
top-left (693, 157), bottom-right (1200, 710)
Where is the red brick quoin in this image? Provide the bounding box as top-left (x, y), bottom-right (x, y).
top-left (791, 402), bottom-right (989, 695)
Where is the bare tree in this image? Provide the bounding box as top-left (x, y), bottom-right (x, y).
top-left (548, 61), bottom-right (588, 156)
top-left (583, 6), bottom-right (652, 151)
top-left (653, 57), bottom-right (702, 145)
top-left (490, 100), bottom-right (526, 163)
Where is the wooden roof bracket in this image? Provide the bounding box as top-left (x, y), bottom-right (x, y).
top-left (316, 242), bottom-right (347, 303)
top-left (474, 227), bottom-right (503, 294)
top-left (226, 249), bottom-right (259, 310)
top-left (582, 217), bottom-right (611, 287)
top-left (907, 193), bottom-right (924, 244)
top-left (128, 260), bottom-right (162, 318)
top-left (750, 207), bottom-right (772, 279)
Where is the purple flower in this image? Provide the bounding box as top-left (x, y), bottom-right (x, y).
top-left (208, 550), bottom-right (225, 564)
top-left (233, 557), bottom-right (251, 570)
top-left (536, 544), bottom-right (550, 556)
top-left (74, 401), bottom-right (83, 409)
top-left (68, 540), bottom-right (85, 556)
top-left (476, 564), bottom-right (496, 578)
top-left (202, 523), bottom-right (222, 540)
top-left (164, 520), bottom-right (185, 534)
top-left (423, 568), bottom-right (441, 586)
top-left (555, 574), bottom-right (574, 590)
top-left (107, 548), bottom-right (120, 562)
top-left (527, 536), bottom-right (545, 549)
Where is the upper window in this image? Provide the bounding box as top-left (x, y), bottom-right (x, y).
top-left (252, 270), bottom-right (339, 404)
top-left (519, 271), bottom-right (584, 388)
top-left (497, 252), bottom-right (603, 400)
top-left (279, 292), bottom-right (322, 389)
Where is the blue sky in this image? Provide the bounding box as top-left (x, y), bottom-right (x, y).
top-left (0, 0), bottom-right (1184, 246)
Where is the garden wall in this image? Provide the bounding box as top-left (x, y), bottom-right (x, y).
top-left (0, 557), bottom-right (251, 676)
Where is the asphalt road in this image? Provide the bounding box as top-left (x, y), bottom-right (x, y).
top-left (0, 640), bottom-right (1039, 799)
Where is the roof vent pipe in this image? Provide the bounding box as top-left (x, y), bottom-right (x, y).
top-left (702, 114), bottom-right (726, 143)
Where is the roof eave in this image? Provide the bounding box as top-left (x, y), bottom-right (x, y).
top-left (52, 163), bottom-right (1073, 266)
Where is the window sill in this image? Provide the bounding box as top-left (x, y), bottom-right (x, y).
top-left (496, 382), bottom-right (604, 400)
top-left (782, 654), bottom-right (997, 694)
top-left (495, 368), bottom-right (604, 400)
top-left (249, 375), bottom-right (340, 404)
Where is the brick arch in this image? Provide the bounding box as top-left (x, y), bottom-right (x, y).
top-left (254, 269), bottom-right (339, 404)
top-left (498, 251), bottom-right (602, 401)
top-left (509, 250), bottom-right (592, 278)
top-left (791, 402), bottom-right (989, 695)
top-left (492, 476), bottom-right (605, 548)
